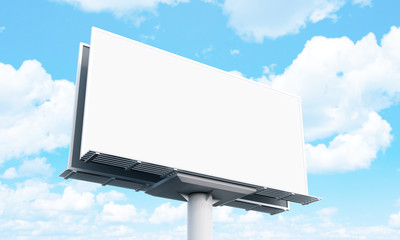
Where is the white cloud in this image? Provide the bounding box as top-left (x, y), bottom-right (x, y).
top-left (257, 26), bottom-right (400, 173)
top-left (266, 28), bottom-right (400, 141)
top-left (389, 210), bottom-right (400, 228)
top-left (317, 207), bottom-right (338, 216)
top-left (237, 211), bottom-right (263, 223)
top-left (222, 0), bottom-right (345, 42)
top-left (0, 60), bottom-right (75, 164)
top-left (54, 0), bottom-right (189, 26)
top-left (352, 0), bottom-right (372, 7)
top-left (0, 26), bottom-right (5, 33)
top-left (103, 225), bottom-right (135, 237)
top-left (196, 45), bottom-right (215, 58)
top-left (96, 190), bottom-right (127, 205)
top-left (214, 206), bottom-right (234, 222)
top-left (1, 189), bottom-right (400, 240)
top-left (0, 179), bottom-right (51, 216)
top-left (317, 207), bottom-right (338, 227)
top-left (0, 179), bottom-right (95, 219)
top-left (306, 112), bottom-right (392, 173)
top-left (320, 225), bottom-right (399, 239)
top-left (63, 180), bottom-right (100, 192)
top-left (33, 186), bottom-right (94, 213)
top-left (210, 208), bottom-right (400, 240)
top-left (149, 202), bottom-right (186, 224)
top-left (101, 201), bottom-right (147, 222)
top-left (18, 157), bottom-right (53, 177)
top-left (0, 167), bottom-right (18, 179)
top-left (229, 70), bottom-right (245, 78)
top-left (1, 157), bottom-right (53, 179)
top-left (229, 49), bottom-right (240, 55)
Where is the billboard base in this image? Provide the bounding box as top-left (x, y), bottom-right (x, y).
top-left (61, 151), bottom-right (321, 214)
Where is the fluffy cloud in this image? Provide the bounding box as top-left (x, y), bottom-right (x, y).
top-left (389, 210), bottom-right (400, 228)
top-left (0, 167), bottom-right (18, 179)
top-left (267, 28), bottom-right (400, 141)
top-left (0, 179), bottom-right (94, 219)
top-left (4, 180), bottom-right (97, 236)
top-left (258, 26), bottom-right (400, 173)
top-left (149, 202), bottom-right (186, 224)
top-left (64, 180), bottom-right (100, 192)
top-left (317, 207), bottom-right (338, 227)
top-left (214, 206), bottom-right (234, 222)
top-left (0, 179), bottom-right (50, 217)
top-left (0, 60), bottom-right (75, 164)
top-left (306, 112), bottom-right (392, 172)
top-left (1, 157), bottom-right (53, 179)
top-left (103, 225), bottom-right (135, 237)
top-left (101, 201), bottom-right (147, 222)
top-left (237, 211), bottom-right (263, 223)
top-left (2, 187), bottom-right (400, 240)
top-left (54, 0), bottom-right (189, 25)
top-left (96, 190), bottom-right (127, 205)
top-left (52, 0), bottom-right (368, 39)
top-left (211, 208), bottom-right (400, 240)
top-left (222, 0), bottom-right (346, 42)
top-left (33, 186), bottom-right (95, 214)
top-left (352, 0), bottom-right (372, 7)
top-left (229, 49), bottom-right (240, 55)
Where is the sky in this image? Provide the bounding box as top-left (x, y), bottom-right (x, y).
top-left (0, 0), bottom-right (400, 239)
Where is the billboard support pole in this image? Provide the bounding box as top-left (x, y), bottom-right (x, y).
top-left (188, 192), bottom-right (213, 240)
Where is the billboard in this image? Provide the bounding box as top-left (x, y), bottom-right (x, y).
top-left (61, 27), bottom-right (319, 214)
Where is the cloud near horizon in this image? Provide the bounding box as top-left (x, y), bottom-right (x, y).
top-left (1, 176), bottom-right (399, 240)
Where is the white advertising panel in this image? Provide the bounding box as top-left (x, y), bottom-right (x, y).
top-left (80, 27), bottom-right (308, 195)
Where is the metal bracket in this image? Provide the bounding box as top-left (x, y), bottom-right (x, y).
top-left (84, 152), bottom-right (99, 163)
top-left (136, 184), bottom-right (151, 192)
top-left (125, 161), bottom-right (141, 171)
top-left (63, 170), bottom-right (76, 179)
top-left (180, 193), bottom-right (189, 201)
top-left (102, 177), bottom-right (115, 186)
top-left (213, 198), bottom-right (235, 207)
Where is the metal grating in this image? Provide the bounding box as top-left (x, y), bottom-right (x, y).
top-left (81, 151), bottom-right (175, 177)
top-left (68, 150), bottom-right (321, 213)
top-left (132, 162), bottom-right (173, 176)
top-left (81, 151), bottom-right (98, 162)
top-left (81, 151), bottom-right (136, 169)
top-left (256, 188), bottom-right (320, 205)
top-left (257, 188), bottom-right (294, 199)
top-left (282, 193), bottom-right (321, 205)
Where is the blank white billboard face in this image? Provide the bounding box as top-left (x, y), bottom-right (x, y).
top-left (80, 28), bottom-right (308, 195)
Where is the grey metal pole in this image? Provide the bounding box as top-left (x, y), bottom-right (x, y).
top-left (187, 192), bottom-right (213, 240)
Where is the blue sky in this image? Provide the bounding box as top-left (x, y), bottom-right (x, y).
top-left (1, 0), bottom-right (400, 239)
